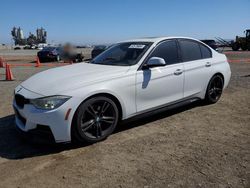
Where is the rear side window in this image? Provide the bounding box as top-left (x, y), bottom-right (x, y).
top-left (150, 40), bottom-right (179, 65)
top-left (200, 44), bottom-right (212, 59)
top-left (179, 40), bottom-right (202, 62)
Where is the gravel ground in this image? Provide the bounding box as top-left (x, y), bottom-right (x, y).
top-left (0, 50), bottom-right (249, 188)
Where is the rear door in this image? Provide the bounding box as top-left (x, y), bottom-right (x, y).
top-left (136, 40), bottom-right (184, 112)
top-left (178, 39), bottom-right (213, 98)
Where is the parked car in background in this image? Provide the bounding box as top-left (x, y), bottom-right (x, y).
top-left (14, 37), bottom-right (231, 144)
top-left (91, 45), bottom-right (108, 59)
top-left (62, 43), bottom-right (84, 63)
top-left (23, 45), bottom-right (29, 50)
top-left (37, 46), bottom-right (84, 63)
top-left (37, 43), bottom-right (48, 50)
top-left (37, 47), bottom-right (63, 62)
top-left (201, 40), bottom-right (218, 50)
top-left (14, 46), bottom-right (21, 50)
top-left (23, 45), bottom-right (36, 50)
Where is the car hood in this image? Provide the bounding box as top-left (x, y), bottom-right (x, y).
top-left (21, 63), bottom-right (130, 96)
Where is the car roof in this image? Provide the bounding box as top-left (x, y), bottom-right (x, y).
top-left (120, 36), bottom-right (201, 44)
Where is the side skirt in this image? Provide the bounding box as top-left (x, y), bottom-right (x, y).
top-left (123, 97), bottom-right (201, 122)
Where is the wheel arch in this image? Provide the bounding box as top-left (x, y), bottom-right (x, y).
top-left (207, 72), bottom-right (225, 89)
top-left (213, 72), bottom-right (224, 84)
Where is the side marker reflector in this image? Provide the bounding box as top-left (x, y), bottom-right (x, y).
top-left (65, 108), bottom-right (72, 120)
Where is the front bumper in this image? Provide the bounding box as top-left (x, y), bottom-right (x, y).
top-left (15, 120), bottom-right (56, 144)
top-left (38, 55), bottom-right (57, 62)
top-left (13, 86), bottom-right (77, 143)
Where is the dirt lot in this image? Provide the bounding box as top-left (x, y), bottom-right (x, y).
top-left (0, 50), bottom-right (249, 188)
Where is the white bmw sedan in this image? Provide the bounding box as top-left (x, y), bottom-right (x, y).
top-left (13, 37), bottom-right (231, 143)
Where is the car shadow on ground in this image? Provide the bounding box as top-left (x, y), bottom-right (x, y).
top-left (0, 101), bottom-right (203, 160)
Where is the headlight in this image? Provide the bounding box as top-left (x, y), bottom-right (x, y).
top-left (30, 95), bottom-right (71, 110)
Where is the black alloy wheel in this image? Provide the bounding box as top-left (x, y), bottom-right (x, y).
top-left (72, 96), bottom-right (119, 143)
top-left (205, 75), bottom-right (224, 104)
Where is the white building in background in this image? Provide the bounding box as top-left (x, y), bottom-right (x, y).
top-left (11, 26), bottom-right (47, 45)
top-left (20, 29), bottom-right (24, 39)
top-left (17, 27), bottom-right (24, 39)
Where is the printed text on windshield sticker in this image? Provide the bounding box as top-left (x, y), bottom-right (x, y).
top-left (128, 44), bottom-right (145, 49)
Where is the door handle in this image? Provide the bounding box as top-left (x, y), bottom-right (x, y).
top-left (205, 62), bottom-right (211, 67)
top-left (174, 69), bottom-right (183, 75)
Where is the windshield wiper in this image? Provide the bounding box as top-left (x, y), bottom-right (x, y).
top-left (91, 57), bottom-right (129, 66)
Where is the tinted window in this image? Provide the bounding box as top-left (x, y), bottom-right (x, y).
top-left (200, 44), bottom-right (212, 59)
top-left (179, 40), bottom-right (202, 62)
top-left (150, 40), bottom-right (179, 65)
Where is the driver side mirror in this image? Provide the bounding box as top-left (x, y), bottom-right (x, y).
top-left (143, 57), bottom-right (166, 69)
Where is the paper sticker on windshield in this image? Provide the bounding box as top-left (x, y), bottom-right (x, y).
top-left (128, 44), bottom-right (145, 49)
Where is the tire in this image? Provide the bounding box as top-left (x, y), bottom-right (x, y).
top-left (232, 42), bottom-right (240, 51)
top-left (241, 43), bottom-right (247, 51)
top-left (72, 96), bottom-right (119, 143)
top-left (247, 44), bottom-right (250, 51)
top-left (204, 75), bottom-right (224, 104)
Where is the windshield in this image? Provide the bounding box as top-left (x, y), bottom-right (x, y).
top-left (90, 42), bottom-right (152, 66)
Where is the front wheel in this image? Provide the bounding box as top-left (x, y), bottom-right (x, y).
top-left (72, 96), bottom-right (119, 143)
top-left (204, 75), bottom-right (224, 104)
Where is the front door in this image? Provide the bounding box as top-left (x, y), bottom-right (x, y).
top-left (136, 40), bottom-right (184, 112)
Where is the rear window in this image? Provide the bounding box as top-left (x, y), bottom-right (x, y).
top-left (179, 40), bottom-right (202, 62)
top-left (200, 44), bottom-right (212, 59)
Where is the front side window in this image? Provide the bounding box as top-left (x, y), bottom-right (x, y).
top-left (149, 40), bottom-right (179, 65)
top-left (179, 40), bottom-right (202, 62)
top-left (90, 42), bottom-right (152, 66)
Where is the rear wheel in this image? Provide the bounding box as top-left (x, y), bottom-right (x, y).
top-left (205, 75), bottom-right (224, 104)
top-left (241, 43), bottom-right (247, 51)
top-left (72, 96), bottom-right (119, 143)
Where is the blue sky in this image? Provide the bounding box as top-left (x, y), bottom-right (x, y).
top-left (0, 0), bottom-right (249, 44)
